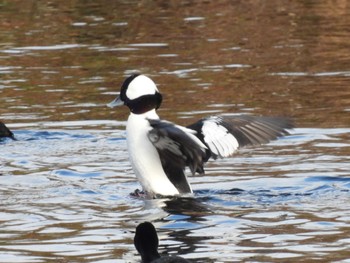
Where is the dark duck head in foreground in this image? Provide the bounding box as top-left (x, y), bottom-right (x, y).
top-left (134, 222), bottom-right (191, 263)
top-left (108, 74), bottom-right (293, 198)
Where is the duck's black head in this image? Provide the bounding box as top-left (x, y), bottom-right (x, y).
top-left (134, 222), bottom-right (161, 263)
top-left (108, 74), bottom-right (163, 114)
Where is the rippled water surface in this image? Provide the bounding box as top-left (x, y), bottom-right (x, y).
top-left (1, 1), bottom-right (350, 262)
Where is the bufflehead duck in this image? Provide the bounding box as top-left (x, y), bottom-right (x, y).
top-left (108, 74), bottom-right (293, 198)
top-left (134, 222), bottom-right (191, 263)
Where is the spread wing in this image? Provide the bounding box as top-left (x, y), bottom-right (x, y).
top-left (187, 115), bottom-right (293, 160)
top-left (147, 119), bottom-right (207, 193)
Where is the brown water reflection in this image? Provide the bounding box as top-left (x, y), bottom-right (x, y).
top-left (1, 0), bottom-right (350, 126)
top-left (1, 0), bottom-right (350, 262)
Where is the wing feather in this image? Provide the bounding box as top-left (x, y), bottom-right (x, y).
top-left (147, 119), bottom-right (207, 192)
top-left (187, 115), bottom-right (293, 159)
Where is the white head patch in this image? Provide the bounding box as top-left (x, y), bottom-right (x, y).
top-left (126, 75), bottom-right (159, 100)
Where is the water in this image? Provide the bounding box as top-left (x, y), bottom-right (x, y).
top-left (1, 126), bottom-right (349, 262)
top-left (1, 1), bottom-right (350, 262)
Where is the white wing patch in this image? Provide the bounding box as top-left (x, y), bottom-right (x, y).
top-left (202, 117), bottom-right (239, 158)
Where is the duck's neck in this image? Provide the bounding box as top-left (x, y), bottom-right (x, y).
top-left (130, 109), bottom-right (159, 120)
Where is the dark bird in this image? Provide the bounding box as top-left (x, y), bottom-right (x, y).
top-left (0, 121), bottom-right (15, 140)
top-left (134, 222), bottom-right (190, 263)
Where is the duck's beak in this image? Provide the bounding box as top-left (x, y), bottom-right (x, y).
top-left (107, 96), bottom-right (124, 108)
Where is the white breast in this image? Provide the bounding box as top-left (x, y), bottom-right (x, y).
top-left (126, 110), bottom-right (180, 196)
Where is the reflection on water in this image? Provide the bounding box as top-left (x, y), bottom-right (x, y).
top-left (1, 0), bottom-right (350, 262)
top-left (1, 126), bottom-right (349, 262)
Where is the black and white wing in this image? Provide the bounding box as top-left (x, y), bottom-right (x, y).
top-left (147, 119), bottom-right (207, 193)
top-left (187, 115), bottom-right (293, 160)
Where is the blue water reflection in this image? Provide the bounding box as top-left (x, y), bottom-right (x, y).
top-left (1, 123), bottom-right (350, 262)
